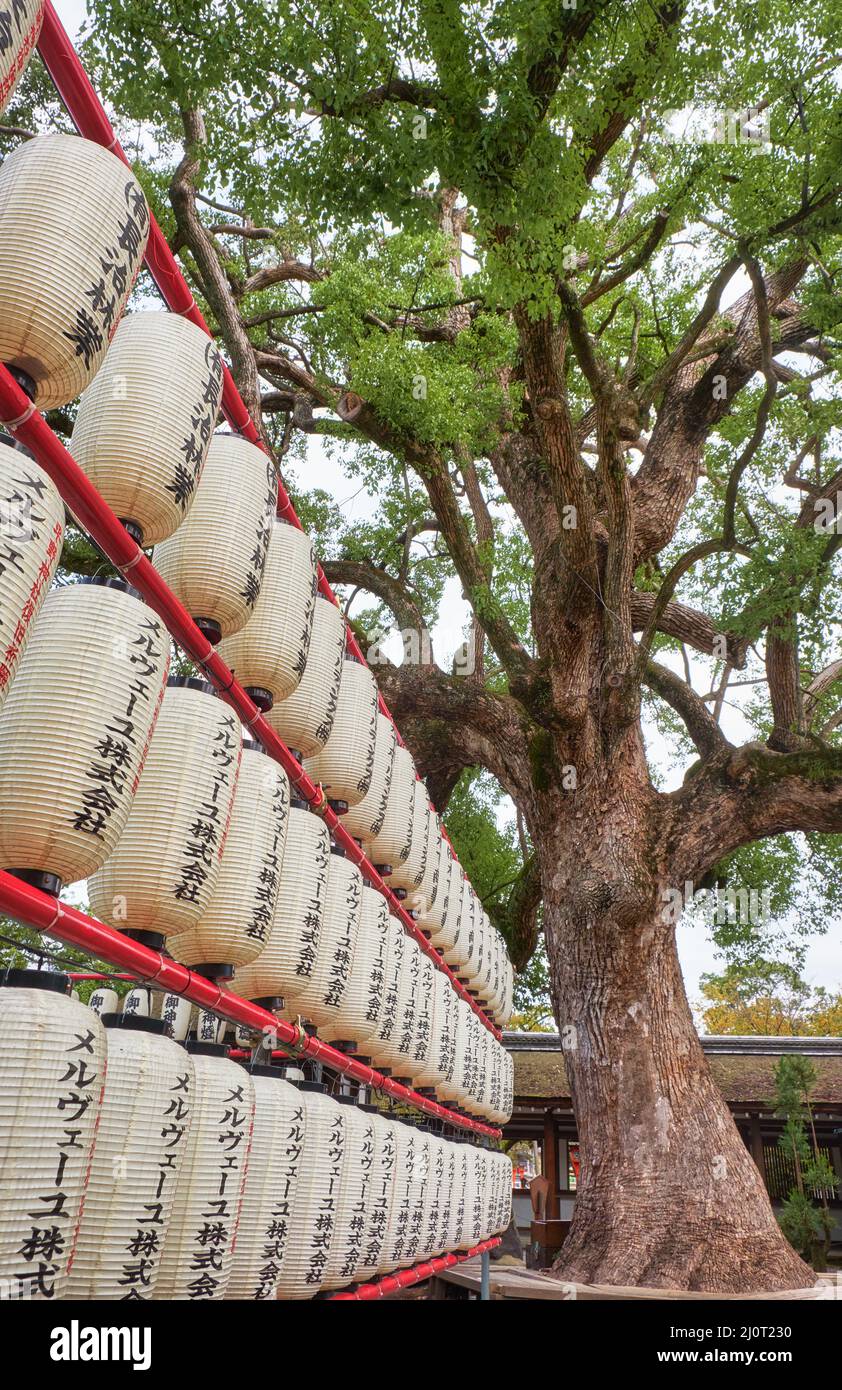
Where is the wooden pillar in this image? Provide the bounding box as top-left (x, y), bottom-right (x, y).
top-left (543, 1107), bottom-right (560, 1220)
top-left (749, 1114), bottom-right (767, 1188)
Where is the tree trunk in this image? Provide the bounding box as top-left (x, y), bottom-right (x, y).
top-left (535, 773), bottom-right (816, 1293)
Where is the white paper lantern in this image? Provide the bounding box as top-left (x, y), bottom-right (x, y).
top-left (89, 680), bottom-right (242, 951)
top-left (356, 1112), bottom-right (399, 1280)
top-left (380, 1118), bottom-right (416, 1273)
top-left (415, 814), bottom-right (443, 924)
top-left (70, 313), bottom-right (223, 547)
top-left (266, 593), bottom-right (345, 758)
top-left (363, 743), bottom-right (415, 875)
top-left (438, 999), bottom-right (471, 1108)
top-left (435, 1141), bottom-right (457, 1255)
top-left (0, 444), bottom-right (64, 717)
top-left (431, 853), bottom-right (464, 961)
top-left (388, 777), bottom-right (430, 900)
top-left (293, 843), bottom-right (362, 1033)
top-left (154, 1043), bottom-right (254, 1300)
top-left (407, 948), bottom-right (436, 1085)
top-left (442, 875), bottom-right (473, 973)
top-left (0, 135), bottom-right (149, 409)
top-left (399, 1126), bottom-right (431, 1267)
top-left (153, 433), bottom-right (277, 644)
top-left (226, 1068), bottom-right (305, 1300)
top-left (321, 1098), bottom-right (378, 1291)
top-left (412, 965), bottom-right (451, 1093)
top-left (122, 988), bottom-right (150, 1018)
top-left (0, 579), bottom-right (170, 892)
top-left (156, 992), bottom-right (192, 1042)
top-left (87, 986), bottom-right (118, 1018)
top-left (341, 712), bottom-right (396, 843)
top-left (304, 656), bottom-right (378, 810)
top-left (447, 1143), bottom-right (470, 1253)
top-left (0, 969), bottom-right (106, 1299)
top-left (275, 1083), bottom-right (347, 1299)
top-left (216, 519), bottom-right (317, 712)
top-left (232, 802), bottom-right (330, 1011)
top-left (317, 885), bottom-right (390, 1048)
top-left (381, 933), bottom-right (422, 1083)
top-left (421, 1134), bottom-right (447, 1258)
top-left (67, 1013), bottom-right (194, 1299)
top-left (168, 746), bottom-right (289, 973)
top-left (361, 912), bottom-right (406, 1074)
top-left (0, 1), bottom-right (44, 118)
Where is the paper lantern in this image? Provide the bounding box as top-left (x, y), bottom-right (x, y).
top-left (304, 656), bottom-right (378, 811)
top-left (388, 777), bottom-right (430, 900)
top-left (122, 988), bottom-right (151, 1018)
top-left (232, 802), bottom-right (330, 1010)
top-left (293, 841), bottom-right (362, 1034)
top-left (380, 1117), bottom-right (416, 1273)
top-left (274, 1083), bottom-right (347, 1299)
top-left (0, 135), bottom-right (149, 409)
top-left (216, 519), bottom-right (317, 711)
top-left (438, 998), bottom-right (471, 1108)
top-left (413, 965), bottom-right (453, 1094)
top-left (355, 1112), bottom-right (399, 1280)
top-left (399, 1125), bottom-right (431, 1267)
top-left (153, 434), bottom-right (277, 643)
top-left (442, 875), bottom-right (473, 974)
top-left (317, 885), bottom-right (390, 1048)
top-left (422, 1134), bottom-right (447, 1258)
top-left (0, 969), bottom-right (106, 1299)
top-left (363, 910), bottom-right (409, 1074)
top-left (446, 1143), bottom-right (470, 1253)
top-left (168, 746), bottom-right (289, 974)
top-left (156, 991), bottom-right (192, 1042)
top-left (0, 579), bottom-right (169, 893)
top-left (407, 948), bottom-right (436, 1086)
top-left (435, 1141), bottom-right (457, 1255)
top-left (67, 1013), bottom-right (194, 1299)
top-left (226, 1068), bottom-right (305, 1300)
top-left (499, 1046), bottom-right (514, 1124)
top-left (320, 1097), bottom-right (378, 1292)
top-left (431, 853), bottom-right (464, 962)
top-left (89, 680), bottom-right (242, 952)
top-left (0, 444), bottom-right (64, 717)
top-left (341, 712), bottom-right (396, 844)
top-left (415, 814), bottom-right (443, 924)
top-left (266, 593), bottom-right (345, 759)
top-left (87, 986), bottom-right (118, 1018)
top-left (0, 1), bottom-right (43, 118)
top-left (154, 1043), bottom-right (254, 1300)
top-left (363, 743), bottom-right (415, 874)
top-left (379, 932), bottom-right (422, 1083)
top-left (70, 312), bottom-right (223, 547)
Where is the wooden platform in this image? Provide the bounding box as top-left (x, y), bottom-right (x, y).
top-left (434, 1258), bottom-right (839, 1300)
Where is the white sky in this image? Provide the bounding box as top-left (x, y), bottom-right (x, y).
top-left (52, 2), bottom-right (841, 1010)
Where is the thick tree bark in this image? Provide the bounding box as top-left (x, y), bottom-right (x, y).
top-left (532, 741), bottom-right (816, 1292)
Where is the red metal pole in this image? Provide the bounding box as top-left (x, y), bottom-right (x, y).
top-left (0, 363), bottom-right (500, 1040)
top-left (326, 1239), bottom-right (500, 1299)
top-left (0, 869), bottom-right (502, 1138)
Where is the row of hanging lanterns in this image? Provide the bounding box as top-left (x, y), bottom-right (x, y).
top-left (0, 971), bottom-right (512, 1300)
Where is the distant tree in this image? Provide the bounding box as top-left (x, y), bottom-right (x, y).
top-left (700, 961), bottom-right (842, 1035)
top-left (774, 1055), bottom-right (838, 1270)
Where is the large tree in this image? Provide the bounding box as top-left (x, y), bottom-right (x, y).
top-left (14, 0), bottom-right (842, 1290)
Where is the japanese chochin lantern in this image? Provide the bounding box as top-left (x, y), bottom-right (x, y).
top-left (88, 679), bottom-right (242, 954)
top-left (0, 2), bottom-right (44, 118)
top-left (0, 135), bottom-right (149, 409)
top-left (360, 911), bottom-right (405, 1074)
top-left (293, 840), bottom-right (363, 1034)
top-left (304, 655), bottom-right (378, 811)
top-left (0, 969), bottom-right (106, 1300)
top-left (320, 1096), bottom-right (377, 1292)
top-left (153, 434), bottom-right (277, 644)
top-left (275, 1083), bottom-right (347, 1299)
top-left (266, 592), bottom-right (345, 759)
top-left (168, 745), bottom-right (289, 976)
top-left (155, 1042), bottom-right (255, 1301)
top-left (70, 313), bottom-right (223, 547)
top-left (217, 519), bottom-right (317, 712)
top-left (0, 442), bottom-right (64, 717)
top-left (341, 711), bottom-right (396, 844)
top-left (385, 777), bottom-right (430, 901)
top-left (381, 1117), bottom-right (416, 1273)
top-left (407, 947), bottom-right (436, 1086)
top-left (356, 1111), bottom-right (399, 1281)
top-left (0, 578), bottom-right (170, 894)
top-left (363, 743), bottom-right (416, 879)
top-left (232, 800), bottom-right (330, 1012)
top-left (67, 1013), bottom-right (195, 1300)
top-left (87, 986), bottom-right (118, 1018)
top-left (412, 965), bottom-right (451, 1094)
top-left (227, 1067), bottom-right (305, 1300)
top-left (317, 885), bottom-right (390, 1049)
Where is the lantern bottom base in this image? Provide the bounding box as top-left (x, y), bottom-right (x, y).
top-left (119, 518), bottom-right (144, 545)
top-left (3, 365), bottom-right (36, 401)
top-left (192, 961), bottom-right (235, 981)
top-left (328, 1039), bottom-right (358, 1054)
top-left (8, 868), bottom-right (62, 897)
top-left (245, 685), bottom-right (274, 712)
top-left (121, 928), bottom-right (166, 951)
top-left (328, 799), bottom-right (349, 815)
top-left (193, 615), bottom-right (222, 645)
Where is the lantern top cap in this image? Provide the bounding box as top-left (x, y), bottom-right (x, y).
top-left (78, 575), bottom-right (136, 596)
top-left (185, 1040), bottom-right (227, 1057)
top-left (166, 676), bottom-right (216, 694)
top-left (102, 1012), bottom-right (170, 1036)
top-left (0, 967), bottom-right (69, 994)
